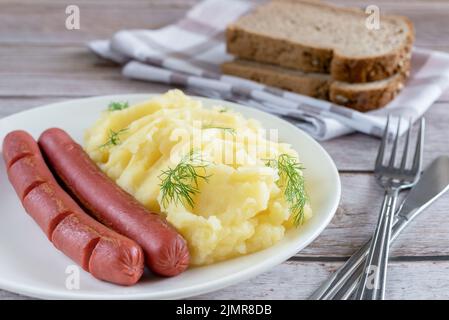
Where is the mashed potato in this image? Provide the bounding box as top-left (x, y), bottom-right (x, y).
top-left (84, 90), bottom-right (312, 266)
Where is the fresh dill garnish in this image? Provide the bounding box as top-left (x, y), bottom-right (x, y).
top-left (218, 108), bottom-right (229, 113)
top-left (159, 150), bottom-right (211, 209)
top-left (202, 124), bottom-right (236, 135)
top-left (108, 101), bottom-right (129, 111)
top-left (98, 128), bottom-right (128, 149)
top-left (265, 154), bottom-right (307, 226)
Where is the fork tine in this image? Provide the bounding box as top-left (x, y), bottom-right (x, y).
top-left (400, 118), bottom-right (412, 171)
top-left (375, 116), bottom-right (390, 169)
top-left (388, 117), bottom-right (402, 168)
top-left (411, 118), bottom-right (425, 173)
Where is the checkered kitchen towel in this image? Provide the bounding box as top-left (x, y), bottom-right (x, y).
top-left (89, 0), bottom-right (449, 140)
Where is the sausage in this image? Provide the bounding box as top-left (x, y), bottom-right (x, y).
top-left (38, 128), bottom-right (190, 276)
top-left (2, 130), bottom-right (144, 286)
top-left (4, 130), bottom-right (144, 285)
top-left (52, 212), bottom-right (144, 283)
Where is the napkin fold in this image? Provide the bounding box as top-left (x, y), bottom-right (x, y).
top-left (89, 0), bottom-right (449, 140)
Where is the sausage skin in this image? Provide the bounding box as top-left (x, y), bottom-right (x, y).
top-left (39, 128), bottom-right (190, 276)
top-left (2, 130), bottom-right (144, 286)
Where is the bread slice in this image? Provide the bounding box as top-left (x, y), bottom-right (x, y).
top-left (330, 74), bottom-right (405, 111)
top-left (222, 59), bottom-right (331, 100)
top-left (226, 0), bottom-right (414, 83)
top-left (221, 59), bottom-right (408, 112)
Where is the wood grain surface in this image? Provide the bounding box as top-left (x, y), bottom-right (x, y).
top-left (0, 0), bottom-right (448, 299)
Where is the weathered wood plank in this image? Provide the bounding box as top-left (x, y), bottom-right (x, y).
top-left (299, 173), bottom-right (449, 258)
top-left (0, 0), bottom-right (447, 301)
top-left (0, 0), bottom-right (199, 4)
top-left (0, 0), bottom-right (440, 4)
top-left (321, 103), bottom-right (449, 171)
top-left (193, 260), bottom-right (449, 300)
top-left (0, 2), bottom-right (190, 44)
top-left (0, 0), bottom-right (448, 47)
top-left (0, 75), bottom-right (173, 97)
top-left (0, 46), bottom-right (119, 75)
top-left (1, 259), bottom-right (449, 300)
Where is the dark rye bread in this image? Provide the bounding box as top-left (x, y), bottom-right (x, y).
top-left (226, 0), bottom-right (414, 83)
top-left (221, 59), bottom-right (409, 111)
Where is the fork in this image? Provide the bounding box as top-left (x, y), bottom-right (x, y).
top-left (354, 117), bottom-right (424, 300)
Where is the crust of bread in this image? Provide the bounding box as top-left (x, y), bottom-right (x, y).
top-left (226, 1), bottom-right (415, 83)
top-left (221, 58), bottom-right (410, 112)
top-left (331, 17), bottom-right (415, 83)
top-left (330, 74), bottom-right (406, 111)
top-left (221, 60), bottom-right (331, 100)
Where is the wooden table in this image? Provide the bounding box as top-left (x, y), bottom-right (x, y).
top-left (1, 0), bottom-right (448, 300)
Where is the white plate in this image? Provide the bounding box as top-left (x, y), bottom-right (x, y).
top-left (0, 94), bottom-right (340, 300)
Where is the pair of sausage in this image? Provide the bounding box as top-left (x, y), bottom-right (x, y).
top-left (3, 131), bottom-right (144, 285)
top-left (4, 128), bottom-right (190, 281)
top-left (38, 128), bottom-right (190, 276)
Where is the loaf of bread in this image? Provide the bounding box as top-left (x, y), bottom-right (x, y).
top-left (221, 59), bottom-right (408, 111)
top-left (226, 0), bottom-right (414, 83)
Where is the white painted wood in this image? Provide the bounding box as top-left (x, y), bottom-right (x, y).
top-left (193, 260), bottom-right (449, 300)
top-left (320, 103), bottom-right (449, 171)
top-left (300, 173), bottom-right (449, 258)
top-left (0, 0), bottom-right (448, 300)
top-left (2, 260), bottom-right (449, 300)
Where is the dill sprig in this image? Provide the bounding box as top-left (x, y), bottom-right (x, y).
top-left (266, 154), bottom-right (307, 226)
top-left (108, 101), bottom-right (129, 111)
top-left (202, 124), bottom-right (236, 135)
top-left (218, 108), bottom-right (229, 113)
top-left (98, 128), bottom-right (128, 149)
top-left (159, 150), bottom-right (211, 209)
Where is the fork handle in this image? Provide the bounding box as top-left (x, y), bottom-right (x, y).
top-left (354, 188), bottom-right (399, 300)
top-left (308, 236), bottom-right (372, 299)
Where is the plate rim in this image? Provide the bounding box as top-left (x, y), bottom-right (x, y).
top-left (0, 93), bottom-right (341, 300)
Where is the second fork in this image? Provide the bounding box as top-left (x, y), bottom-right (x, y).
top-left (354, 117), bottom-right (424, 300)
